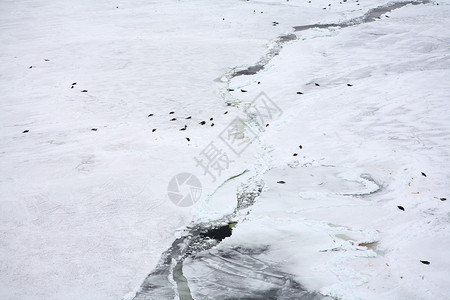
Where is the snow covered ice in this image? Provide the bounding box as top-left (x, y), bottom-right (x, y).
top-left (1, 0), bottom-right (449, 299)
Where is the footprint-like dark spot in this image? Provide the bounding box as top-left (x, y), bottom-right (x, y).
top-left (227, 89), bottom-right (234, 92)
top-left (440, 198), bottom-right (447, 201)
top-left (241, 89), bottom-right (247, 92)
top-left (397, 206), bottom-right (405, 211)
top-left (421, 172), bottom-right (427, 177)
top-left (293, 153), bottom-right (298, 156)
top-left (152, 129), bottom-right (157, 132)
top-left (148, 114), bottom-right (154, 117)
top-left (199, 121), bottom-right (206, 125)
top-left (91, 128), bottom-right (97, 131)
top-left (420, 260), bottom-right (430, 265)
top-left (185, 116), bottom-right (192, 119)
top-left (347, 83), bottom-right (353, 87)
top-left (210, 117), bottom-right (213, 121)
top-left (315, 83), bottom-right (320, 86)
top-left (211, 123), bottom-right (215, 127)
top-left (72, 82), bottom-right (77, 86)
top-left (186, 137), bottom-right (190, 142)
top-left (299, 145), bottom-right (303, 149)
top-left (297, 91), bottom-right (303, 94)
top-left (224, 111), bottom-right (228, 114)
top-left (277, 181), bottom-right (286, 184)
top-left (179, 125), bottom-right (187, 131)
top-left (169, 111), bottom-right (175, 114)
top-left (29, 66), bottom-right (33, 69)
top-left (81, 90), bottom-right (88, 92)
top-left (170, 118), bottom-right (177, 121)
top-left (265, 124), bottom-right (269, 127)
top-left (22, 130), bottom-right (29, 133)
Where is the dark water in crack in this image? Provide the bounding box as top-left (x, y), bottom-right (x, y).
top-left (230, 1), bottom-right (429, 80)
top-left (294, 0), bottom-right (429, 31)
top-left (233, 65), bottom-right (265, 77)
top-left (200, 224), bottom-right (233, 241)
top-left (173, 261), bottom-right (193, 300)
top-left (133, 223), bottom-right (228, 299)
top-left (229, 34), bottom-right (297, 79)
top-left (133, 2), bottom-right (428, 299)
top-left (229, 33), bottom-right (298, 78)
top-left (133, 178), bottom-right (275, 299)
